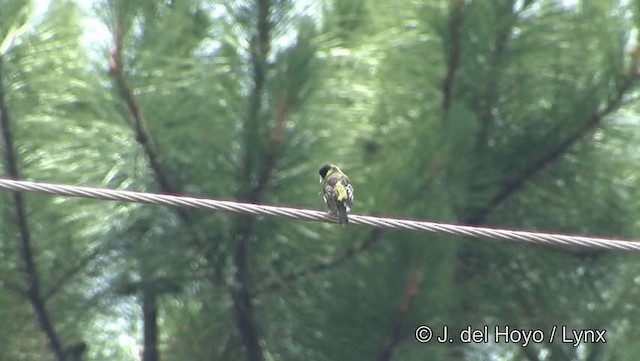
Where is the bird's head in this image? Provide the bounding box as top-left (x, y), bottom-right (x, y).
top-left (319, 164), bottom-right (342, 179)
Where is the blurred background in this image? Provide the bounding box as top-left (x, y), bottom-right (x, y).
top-left (2, 0), bottom-right (640, 360)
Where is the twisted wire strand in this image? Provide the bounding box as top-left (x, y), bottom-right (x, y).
top-left (0, 178), bottom-right (638, 252)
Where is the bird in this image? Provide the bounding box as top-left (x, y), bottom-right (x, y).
top-left (319, 164), bottom-right (354, 224)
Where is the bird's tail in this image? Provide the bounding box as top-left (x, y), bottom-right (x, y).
top-left (337, 202), bottom-right (349, 225)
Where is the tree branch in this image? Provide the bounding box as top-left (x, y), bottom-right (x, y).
top-left (230, 219), bottom-right (264, 361)
top-left (441, 0), bottom-right (465, 112)
top-left (229, 1), bottom-right (275, 361)
top-left (44, 246), bottom-right (104, 300)
top-left (107, 10), bottom-right (223, 361)
top-left (0, 58), bottom-right (66, 361)
top-left (107, 8), bottom-right (208, 254)
top-left (257, 229), bottom-right (381, 294)
top-left (465, 76), bottom-right (636, 225)
top-left (377, 258), bottom-right (426, 361)
top-left (141, 286), bottom-right (159, 361)
top-left (475, 0), bottom-right (517, 144)
top-left (108, 20), bottom-right (175, 196)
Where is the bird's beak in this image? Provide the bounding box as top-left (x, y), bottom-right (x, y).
top-left (319, 177), bottom-right (323, 183)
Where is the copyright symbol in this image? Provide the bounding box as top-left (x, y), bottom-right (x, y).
top-left (415, 325), bottom-right (433, 343)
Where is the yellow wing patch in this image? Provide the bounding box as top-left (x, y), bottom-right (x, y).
top-left (334, 183), bottom-right (348, 201)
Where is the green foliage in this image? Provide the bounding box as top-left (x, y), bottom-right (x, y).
top-left (2, 0), bottom-right (640, 361)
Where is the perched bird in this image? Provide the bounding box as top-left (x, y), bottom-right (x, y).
top-left (319, 164), bottom-right (354, 224)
